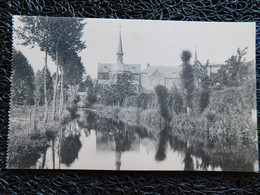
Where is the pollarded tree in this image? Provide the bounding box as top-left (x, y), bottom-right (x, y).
top-left (11, 50), bottom-right (35, 106)
top-left (154, 85), bottom-right (171, 122)
top-left (180, 50), bottom-right (195, 114)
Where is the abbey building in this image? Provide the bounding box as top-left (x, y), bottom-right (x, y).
top-left (97, 30), bottom-right (181, 91)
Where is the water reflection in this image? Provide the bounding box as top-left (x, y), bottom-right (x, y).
top-left (60, 134), bottom-right (82, 166)
top-left (37, 110), bottom-right (256, 171)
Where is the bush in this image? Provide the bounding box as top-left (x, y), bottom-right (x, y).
top-left (155, 85), bottom-right (170, 121)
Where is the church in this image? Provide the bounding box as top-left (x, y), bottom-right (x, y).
top-left (96, 30), bottom-right (183, 91)
top-left (97, 30), bottom-right (142, 90)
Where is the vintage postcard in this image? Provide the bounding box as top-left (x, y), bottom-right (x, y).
top-left (8, 16), bottom-right (258, 171)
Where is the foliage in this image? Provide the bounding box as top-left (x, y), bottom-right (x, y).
top-left (99, 73), bottom-right (136, 106)
top-left (210, 48), bottom-right (250, 89)
top-left (79, 75), bottom-right (93, 92)
top-left (123, 92), bottom-right (156, 110)
top-left (87, 91), bottom-right (97, 107)
top-left (8, 121), bottom-right (52, 168)
top-left (60, 135), bottom-right (82, 166)
top-left (62, 51), bottom-right (85, 87)
top-left (85, 76), bottom-right (97, 107)
top-left (17, 16), bottom-right (86, 59)
top-left (35, 67), bottom-right (53, 106)
top-left (11, 50), bottom-right (35, 105)
top-left (169, 86), bottom-right (184, 114)
top-left (199, 74), bottom-right (210, 113)
top-left (155, 125), bottom-right (171, 161)
top-left (180, 50), bottom-right (195, 111)
top-left (154, 85), bottom-right (171, 122)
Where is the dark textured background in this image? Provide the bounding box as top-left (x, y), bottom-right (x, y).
top-left (0, 0), bottom-right (260, 194)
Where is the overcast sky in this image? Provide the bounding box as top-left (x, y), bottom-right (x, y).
top-left (13, 16), bottom-right (255, 79)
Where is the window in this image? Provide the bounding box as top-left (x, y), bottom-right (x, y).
top-left (159, 79), bottom-right (164, 84)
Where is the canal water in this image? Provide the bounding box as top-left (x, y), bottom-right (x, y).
top-left (35, 110), bottom-right (256, 171)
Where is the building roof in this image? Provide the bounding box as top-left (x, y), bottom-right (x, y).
top-left (98, 63), bottom-right (141, 74)
top-left (98, 79), bottom-right (140, 85)
top-left (142, 65), bottom-right (181, 79)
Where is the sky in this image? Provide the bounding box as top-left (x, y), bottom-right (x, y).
top-left (13, 16), bottom-right (256, 79)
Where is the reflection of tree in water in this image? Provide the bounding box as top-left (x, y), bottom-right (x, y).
top-left (114, 124), bottom-right (138, 170)
top-left (155, 125), bottom-right (170, 161)
top-left (60, 134), bottom-right (82, 166)
top-left (183, 150), bottom-right (194, 171)
top-left (82, 111), bottom-right (145, 170)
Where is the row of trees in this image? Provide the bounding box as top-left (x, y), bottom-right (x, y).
top-left (12, 16), bottom-right (87, 127)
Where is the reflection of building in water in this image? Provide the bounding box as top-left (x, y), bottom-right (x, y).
top-left (96, 126), bottom-right (141, 170)
top-left (96, 130), bottom-right (140, 152)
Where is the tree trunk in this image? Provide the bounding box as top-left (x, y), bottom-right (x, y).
top-left (42, 151), bottom-right (46, 169)
top-left (59, 66), bottom-right (64, 117)
top-left (43, 50), bottom-right (48, 124)
top-left (52, 138), bottom-right (55, 169)
top-left (33, 98), bottom-right (37, 130)
top-left (52, 50), bottom-right (59, 120)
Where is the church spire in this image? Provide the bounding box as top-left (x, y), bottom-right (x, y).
top-left (116, 25), bottom-right (123, 64)
top-left (194, 49), bottom-right (198, 64)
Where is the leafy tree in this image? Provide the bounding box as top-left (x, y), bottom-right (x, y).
top-left (62, 51), bottom-right (85, 97)
top-left (17, 16), bottom-right (51, 123)
top-left (79, 75), bottom-right (97, 107)
top-left (199, 74), bottom-right (210, 113)
top-left (180, 50), bottom-right (195, 113)
top-left (225, 47), bottom-right (248, 87)
top-left (100, 73), bottom-right (135, 106)
top-left (11, 50), bottom-right (35, 105)
top-left (35, 67), bottom-right (53, 106)
top-left (210, 48), bottom-right (249, 89)
top-left (16, 16), bottom-right (86, 121)
top-left (79, 75), bottom-right (93, 92)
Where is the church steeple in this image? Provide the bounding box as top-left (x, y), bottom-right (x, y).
top-left (116, 25), bottom-right (124, 64)
top-left (194, 49), bottom-right (198, 64)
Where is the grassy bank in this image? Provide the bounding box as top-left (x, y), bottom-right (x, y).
top-left (8, 105), bottom-right (70, 168)
top-left (92, 104), bottom-right (164, 132)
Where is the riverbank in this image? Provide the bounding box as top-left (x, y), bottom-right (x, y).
top-left (92, 104), bottom-right (164, 133)
top-left (89, 101), bottom-right (258, 171)
top-left (8, 106), bottom-right (69, 168)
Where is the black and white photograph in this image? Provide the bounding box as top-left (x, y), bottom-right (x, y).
top-left (8, 16), bottom-right (258, 171)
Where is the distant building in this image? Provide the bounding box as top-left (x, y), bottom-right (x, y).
top-left (97, 29), bottom-right (142, 90)
top-left (96, 30), bottom-right (220, 91)
top-left (141, 63), bottom-right (181, 91)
